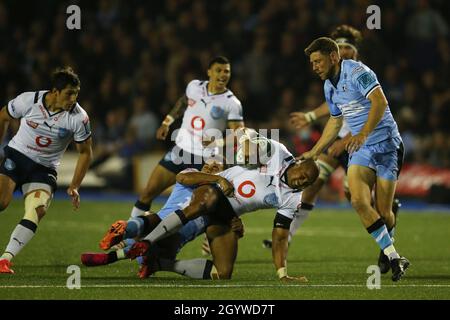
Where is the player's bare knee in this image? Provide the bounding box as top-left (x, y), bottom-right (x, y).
top-left (216, 266), bottom-right (233, 279)
top-left (202, 186), bottom-right (219, 209)
top-left (351, 197), bottom-right (371, 213)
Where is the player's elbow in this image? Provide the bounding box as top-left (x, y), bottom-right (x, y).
top-left (176, 173), bottom-right (188, 184)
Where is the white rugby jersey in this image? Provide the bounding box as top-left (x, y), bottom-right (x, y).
top-left (218, 165), bottom-right (301, 219)
top-left (6, 91), bottom-right (91, 169)
top-left (175, 80), bottom-right (243, 156)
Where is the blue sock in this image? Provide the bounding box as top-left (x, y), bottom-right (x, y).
top-left (125, 217), bottom-right (145, 238)
top-left (367, 219), bottom-right (393, 250)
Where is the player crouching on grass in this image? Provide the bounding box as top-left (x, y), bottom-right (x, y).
top-left (125, 138), bottom-right (319, 282)
top-left (82, 158), bottom-right (244, 280)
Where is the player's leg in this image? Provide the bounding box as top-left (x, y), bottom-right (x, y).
top-left (207, 224), bottom-right (238, 279)
top-left (130, 164), bottom-right (176, 217)
top-left (348, 165), bottom-right (380, 223)
top-left (127, 185), bottom-right (220, 258)
top-left (0, 175), bottom-right (17, 273)
top-left (0, 174), bottom-right (16, 212)
top-left (373, 140), bottom-right (409, 279)
top-left (0, 184), bottom-right (52, 273)
top-left (99, 213), bottom-right (161, 250)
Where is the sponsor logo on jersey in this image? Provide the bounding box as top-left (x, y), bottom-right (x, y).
top-left (35, 136), bottom-right (52, 148)
top-left (58, 127), bottom-right (70, 138)
top-left (188, 98), bottom-right (196, 107)
top-left (356, 72), bottom-right (376, 89)
top-left (263, 193), bottom-right (279, 207)
top-left (237, 180), bottom-right (256, 198)
top-left (351, 66), bottom-right (365, 76)
top-left (39, 105), bottom-right (48, 119)
top-left (210, 106), bottom-right (225, 120)
top-left (26, 120), bottom-right (39, 129)
top-left (44, 121), bottom-right (55, 131)
top-left (191, 116), bottom-right (205, 130)
top-left (4, 158), bottom-right (16, 171)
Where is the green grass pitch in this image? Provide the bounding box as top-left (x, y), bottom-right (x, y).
top-left (0, 199), bottom-right (449, 300)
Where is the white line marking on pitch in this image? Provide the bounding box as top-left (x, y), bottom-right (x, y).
top-left (1, 284), bottom-right (450, 289)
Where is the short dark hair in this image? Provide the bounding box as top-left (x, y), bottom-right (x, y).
top-left (331, 24), bottom-right (363, 48)
top-left (208, 56), bottom-right (230, 69)
top-left (51, 67), bottom-right (80, 91)
top-left (304, 37), bottom-right (339, 57)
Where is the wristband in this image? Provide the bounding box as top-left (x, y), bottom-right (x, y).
top-left (162, 115), bottom-right (175, 126)
top-left (305, 111), bottom-right (317, 123)
top-left (277, 267), bottom-right (287, 279)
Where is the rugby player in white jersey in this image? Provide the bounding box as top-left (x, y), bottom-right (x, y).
top-left (0, 67), bottom-right (93, 274)
top-left (130, 56), bottom-right (245, 218)
top-left (126, 138), bottom-right (320, 281)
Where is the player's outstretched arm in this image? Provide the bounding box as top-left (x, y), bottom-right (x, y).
top-left (299, 115), bottom-right (343, 160)
top-left (156, 95), bottom-right (188, 141)
top-left (0, 106), bottom-right (12, 143)
top-left (272, 214), bottom-right (308, 283)
top-left (68, 137), bottom-right (93, 210)
top-left (289, 101), bottom-right (330, 130)
top-left (176, 172), bottom-right (234, 197)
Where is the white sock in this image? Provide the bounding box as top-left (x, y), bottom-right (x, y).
top-left (2, 220), bottom-right (37, 261)
top-left (144, 211), bottom-right (184, 243)
top-left (131, 207), bottom-right (146, 218)
top-left (383, 244), bottom-right (400, 261)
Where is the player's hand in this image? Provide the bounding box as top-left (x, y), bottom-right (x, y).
top-left (156, 124), bottom-right (170, 140)
top-left (298, 150), bottom-right (317, 161)
top-left (217, 177), bottom-right (234, 197)
top-left (280, 275), bottom-right (308, 283)
top-left (346, 133), bottom-right (367, 154)
top-left (327, 139), bottom-right (347, 158)
top-left (230, 217), bottom-right (244, 238)
top-left (289, 112), bottom-right (309, 130)
top-left (67, 187), bottom-right (80, 210)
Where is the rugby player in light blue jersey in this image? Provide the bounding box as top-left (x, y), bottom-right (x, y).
top-left (302, 37), bottom-right (409, 282)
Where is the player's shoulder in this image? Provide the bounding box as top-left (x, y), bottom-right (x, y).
top-left (14, 91), bottom-right (42, 104)
top-left (224, 89), bottom-right (242, 106)
top-left (344, 59), bottom-right (372, 76)
top-left (69, 103), bottom-right (89, 120)
top-left (187, 79), bottom-right (204, 89)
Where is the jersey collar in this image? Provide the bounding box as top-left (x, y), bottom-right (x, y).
top-left (41, 91), bottom-right (66, 117)
top-left (329, 60), bottom-right (344, 89)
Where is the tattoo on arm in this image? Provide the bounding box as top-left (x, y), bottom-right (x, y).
top-left (168, 95), bottom-right (188, 120)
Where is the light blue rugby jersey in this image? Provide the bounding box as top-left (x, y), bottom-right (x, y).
top-left (158, 182), bottom-right (194, 219)
top-left (324, 59), bottom-right (400, 145)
